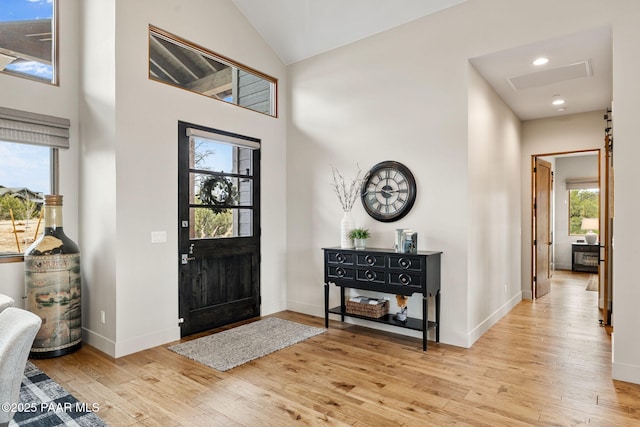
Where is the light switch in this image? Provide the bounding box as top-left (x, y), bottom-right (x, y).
top-left (151, 231), bottom-right (167, 243)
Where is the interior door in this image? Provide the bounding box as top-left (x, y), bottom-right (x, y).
top-left (178, 122), bottom-right (261, 337)
top-left (533, 157), bottom-right (553, 299)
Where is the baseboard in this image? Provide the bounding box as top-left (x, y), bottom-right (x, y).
top-left (287, 299), bottom-right (324, 318)
top-left (467, 291), bottom-right (522, 346)
top-left (82, 327), bottom-right (116, 357)
top-left (114, 326), bottom-right (181, 358)
top-left (612, 361), bottom-right (640, 385)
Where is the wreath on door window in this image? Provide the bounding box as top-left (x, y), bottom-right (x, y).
top-left (199, 176), bottom-right (235, 214)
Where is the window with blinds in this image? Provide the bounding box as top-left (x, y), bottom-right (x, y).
top-left (0, 107), bottom-right (70, 257)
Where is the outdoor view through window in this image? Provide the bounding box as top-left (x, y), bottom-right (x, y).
top-left (0, 141), bottom-right (49, 255)
top-left (0, 1), bottom-right (56, 255)
top-left (0, 0), bottom-right (56, 84)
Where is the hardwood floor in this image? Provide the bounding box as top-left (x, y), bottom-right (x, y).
top-left (32, 272), bottom-right (640, 426)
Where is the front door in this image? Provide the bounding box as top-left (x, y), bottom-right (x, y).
top-left (178, 122), bottom-right (261, 336)
top-left (533, 157), bottom-right (553, 298)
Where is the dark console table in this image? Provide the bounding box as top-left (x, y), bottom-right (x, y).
top-left (323, 247), bottom-right (442, 351)
top-left (572, 243), bottom-right (599, 273)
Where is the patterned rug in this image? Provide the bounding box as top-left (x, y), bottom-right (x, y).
top-left (9, 361), bottom-right (107, 426)
top-left (169, 317), bottom-right (325, 371)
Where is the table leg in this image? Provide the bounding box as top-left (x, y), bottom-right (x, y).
top-left (423, 294), bottom-right (428, 351)
top-left (324, 282), bottom-right (329, 328)
top-left (340, 287), bottom-right (345, 322)
top-left (436, 290), bottom-right (441, 343)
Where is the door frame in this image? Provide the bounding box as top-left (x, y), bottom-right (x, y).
top-left (530, 149), bottom-right (603, 300)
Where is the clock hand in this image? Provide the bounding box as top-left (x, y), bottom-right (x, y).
top-left (363, 189), bottom-right (395, 195)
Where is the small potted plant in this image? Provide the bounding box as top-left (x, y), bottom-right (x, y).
top-left (349, 228), bottom-right (370, 250)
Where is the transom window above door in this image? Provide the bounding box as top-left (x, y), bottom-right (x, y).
top-left (149, 26), bottom-right (277, 117)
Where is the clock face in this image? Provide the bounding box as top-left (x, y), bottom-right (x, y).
top-left (361, 161), bottom-right (416, 222)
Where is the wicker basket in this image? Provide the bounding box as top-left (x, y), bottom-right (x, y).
top-left (346, 298), bottom-right (389, 318)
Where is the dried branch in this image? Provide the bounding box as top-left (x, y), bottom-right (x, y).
top-left (330, 165), bottom-right (363, 212)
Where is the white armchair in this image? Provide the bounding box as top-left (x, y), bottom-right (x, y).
top-left (0, 307), bottom-right (42, 427)
top-left (0, 294), bottom-right (13, 313)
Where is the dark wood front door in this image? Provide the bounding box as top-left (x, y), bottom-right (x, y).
top-left (178, 122), bottom-right (261, 337)
top-left (533, 157), bottom-right (552, 299)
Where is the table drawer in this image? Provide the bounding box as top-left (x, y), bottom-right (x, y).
top-left (388, 255), bottom-right (423, 271)
top-left (327, 265), bottom-right (354, 280)
top-left (388, 271), bottom-right (423, 289)
top-left (356, 253), bottom-right (385, 267)
top-left (326, 251), bottom-right (355, 265)
top-left (355, 268), bottom-right (385, 284)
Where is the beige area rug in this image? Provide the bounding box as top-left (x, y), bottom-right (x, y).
top-left (586, 274), bottom-right (598, 291)
top-left (168, 317), bottom-right (325, 372)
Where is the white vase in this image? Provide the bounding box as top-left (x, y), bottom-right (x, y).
top-left (340, 212), bottom-right (354, 248)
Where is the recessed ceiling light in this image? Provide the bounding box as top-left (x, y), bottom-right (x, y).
top-left (533, 57), bottom-right (549, 66)
top-left (557, 107), bottom-right (567, 112)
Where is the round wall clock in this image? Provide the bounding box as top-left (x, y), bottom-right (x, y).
top-left (361, 160), bottom-right (417, 222)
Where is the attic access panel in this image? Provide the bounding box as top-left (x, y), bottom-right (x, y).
top-left (149, 25), bottom-right (277, 117)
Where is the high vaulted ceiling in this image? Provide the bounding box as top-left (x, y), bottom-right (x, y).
top-left (232, 1), bottom-right (612, 121)
top-left (231, 0), bottom-right (466, 65)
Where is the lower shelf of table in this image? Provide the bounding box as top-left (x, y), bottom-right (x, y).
top-left (328, 306), bottom-right (437, 332)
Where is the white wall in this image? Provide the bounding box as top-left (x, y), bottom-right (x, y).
top-left (286, 5), bottom-right (471, 346)
top-left (0, 0), bottom-right (80, 306)
top-left (286, 0), bottom-right (640, 382)
top-left (77, 0), bottom-right (288, 357)
top-left (553, 155), bottom-right (599, 270)
top-left (609, 2), bottom-right (640, 384)
top-left (467, 64), bottom-right (522, 344)
top-left (521, 111), bottom-right (604, 298)
top-left (78, 0), bottom-right (118, 356)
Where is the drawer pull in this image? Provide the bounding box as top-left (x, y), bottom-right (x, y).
top-left (336, 267), bottom-right (346, 278)
top-left (399, 273), bottom-right (411, 284)
top-left (399, 258), bottom-right (412, 269)
top-left (365, 255), bottom-right (376, 265)
top-left (365, 270), bottom-right (376, 281)
top-left (336, 253), bottom-right (345, 263)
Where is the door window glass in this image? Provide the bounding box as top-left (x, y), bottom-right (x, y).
top-left (188, 131), bottom-right (256, 239)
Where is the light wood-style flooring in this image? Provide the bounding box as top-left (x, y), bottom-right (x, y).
top-left (32, 271), bottom-right (640, 426)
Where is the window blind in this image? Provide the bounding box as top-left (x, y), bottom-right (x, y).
top-left (0, 107), bottom-right (70, 149)
top-left (565, 178), bottom-right (598, 190)
top-left (186, 127), bottom-right (260, 150)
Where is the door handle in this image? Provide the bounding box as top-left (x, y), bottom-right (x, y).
top-left (181, 254), bottom-right (196, 264)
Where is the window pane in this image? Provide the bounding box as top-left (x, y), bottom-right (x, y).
top-left (149, 26), bottom-right (276, 116)
top-left (0, 141), bottom-right (50, 255)
top-left (190, 138), bottom-right (237, 173)
top-left (569, 189), bottom-right (599, 235)
top-left (190, 173), bottom-right (253, 207)
top-left (0, 0), bottom-right (56, 84)
top-left (190, 207), bottom-right (253, 239)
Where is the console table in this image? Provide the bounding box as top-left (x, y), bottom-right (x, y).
top-left (323, 247), bottom-right (442, 351)
top-left (571, 242), bottom-right (599, 273)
